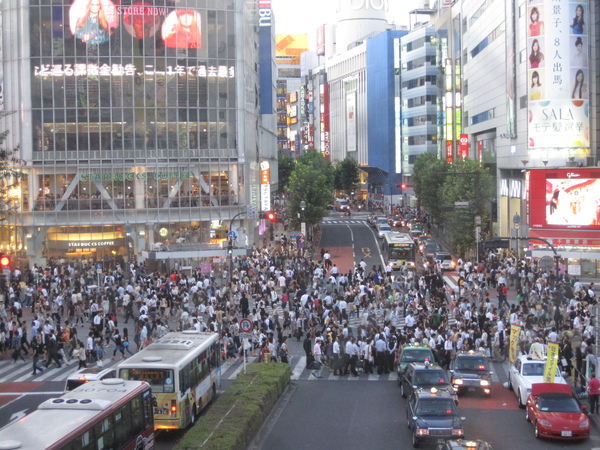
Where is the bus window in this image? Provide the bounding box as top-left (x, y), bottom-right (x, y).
top-left (120, 368), bottom-right (175, 393)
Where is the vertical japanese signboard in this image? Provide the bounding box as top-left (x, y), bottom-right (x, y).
top-left (527, 0), bottom-right (589, 150)
top-left (260, 161), bottom-right (271, 212)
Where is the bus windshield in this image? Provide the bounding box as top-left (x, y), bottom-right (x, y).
top-left (390, 248), bottom-right (413, 259)
top-left (120, 368), bottom-right (175, 393)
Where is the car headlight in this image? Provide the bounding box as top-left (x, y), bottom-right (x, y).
top-left (452, 428), bottom-right (464, 436)
top-left (480, 379), bottom-right (490, 386)
top-left (580, 420), bottom-right (589, 428)
top-left (453, 378), bottom-right (464, 385)
top-left (539, 419), bottom-right (552, 427)
top-left (416, 428), bottom-right (429, 436)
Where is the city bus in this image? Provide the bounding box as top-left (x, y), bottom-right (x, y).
top-left (117, 331), bottom-right (221, 430)
top-left (0, 379), bottom-right (154, 450)
top-left (382, 232), bottom-right (417, 270)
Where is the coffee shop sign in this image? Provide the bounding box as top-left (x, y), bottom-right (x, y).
top-left (80, 171), bottom-right (192, 182)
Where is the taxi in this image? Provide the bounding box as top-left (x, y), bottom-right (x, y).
top-left (406, 387), bottom-right (465, 448)
top-left (397, 343), bottom-right (436, 376)
top-left (449, 350), bottom-right (493, 396)
top-left (400, 361), bottom-right (458, 405)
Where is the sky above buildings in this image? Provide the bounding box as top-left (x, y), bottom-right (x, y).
top-left (271, 0), bottom-right (412, 37)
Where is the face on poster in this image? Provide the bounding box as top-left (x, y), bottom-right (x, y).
top-left (69, 0), bottom-right (118, 45)
top-left (161, 9), bottom-right (202, 49)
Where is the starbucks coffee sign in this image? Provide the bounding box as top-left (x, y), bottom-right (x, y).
top-left (346, 0), bottom-right (388, 10)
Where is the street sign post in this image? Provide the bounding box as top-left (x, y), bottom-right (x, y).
top-left (228, 231), bottom-right (237, 240)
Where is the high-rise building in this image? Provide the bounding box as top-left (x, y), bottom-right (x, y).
top-left (0, 1), bottom-right (275, 270)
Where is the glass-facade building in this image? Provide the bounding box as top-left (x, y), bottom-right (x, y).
top-left (1, 0), bottom-right (270, 268)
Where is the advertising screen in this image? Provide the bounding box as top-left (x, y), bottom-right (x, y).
top-left (529, 169), bottom-right (600, 230)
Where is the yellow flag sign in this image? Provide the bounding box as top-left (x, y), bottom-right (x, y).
top-left (544, 341), bottom-right (560, 383)
top-left (509, 323), bottom-right (521, 364)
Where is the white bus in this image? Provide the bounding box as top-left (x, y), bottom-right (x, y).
top-left (117, 331), bottom-right (221, 430)
top-left (382, 232), bottom-right (417, 270)
top-left (0, 379), bottom-right (154, 450)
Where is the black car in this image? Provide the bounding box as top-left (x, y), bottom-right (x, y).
top-left (406, 388), bottom-right (466, 448)
top-left (449, 351), bottom-right (493, 396)
top-left (389, 216), bottom-right (403, 227)
top-left (400, 362), bottom-right (458, 404)
top-left (437, 439), bottom-right (493, 450)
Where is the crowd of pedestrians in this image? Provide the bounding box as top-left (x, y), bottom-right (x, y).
top-left (0, 208), bottom-right (597, 393)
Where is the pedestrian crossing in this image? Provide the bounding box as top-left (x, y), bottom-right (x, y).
top-left (321, 219), bottom-right (367, 224)
top-left (0, 355), bottom-right (107, 385)
top-left (220, 355), bottom-right (504, 383)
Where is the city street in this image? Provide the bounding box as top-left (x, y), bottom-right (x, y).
top-left (0, 212), bottom-right (598, 450)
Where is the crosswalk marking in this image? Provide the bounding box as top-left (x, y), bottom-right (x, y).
top-left (321, 220), bottom-right (367, 224)
top-left (291, 357), bottom-right (306, 380)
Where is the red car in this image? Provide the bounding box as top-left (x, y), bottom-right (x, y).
top-left (526, 383), bottom-right (589, 441)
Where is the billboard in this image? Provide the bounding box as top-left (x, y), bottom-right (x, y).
top-left (276, 34), bottom-right (308, 58)
top-left (527, 0), bottom-right (590, 149)
top-left (529, 169), bottom-right (600, 230)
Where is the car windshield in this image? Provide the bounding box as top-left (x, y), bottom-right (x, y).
top-left (522, 363), bottom-right (545, 376)
top-left (538, 394), bottom-right (580, 413)
top-left (401, 349), bottom-right (433, 363)
top-left (414, 370), bottom-right (448, 385)
top-left (416, 399), bottom-right (456, 416)
top-left (456, 357), bottom-right (489, 371)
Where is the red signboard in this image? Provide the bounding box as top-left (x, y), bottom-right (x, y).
top-left (316, 24), bottom-right (325, 56)
top-left (446, 141), bottom-right (453, 163)
top-left (459, 134), bottom-right (468, 158)
top-left (529, 168), bottom-right (600, 231)
top-left (477, 140), bottom-right (483, 162)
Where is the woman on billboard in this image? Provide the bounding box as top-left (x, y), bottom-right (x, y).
top-left (528, 39), bottom-right (544, 69)
top-left (71, 0), bottom-right (116, 45)
top-left (163, 9), bottom-right (202, 49)
top-left (529, 7), bottom-right (544, 37)
top-left (571, 37), bottom-right (587, 67)
top-left (570, 4), bottom-right (585, 35)
top-left (530, 71), bottom-right (542, 100)
top-left (571, 69), bottom-right (587, 99)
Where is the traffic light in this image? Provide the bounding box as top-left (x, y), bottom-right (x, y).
top-left (0, 254), bottom-right (10, 268)
top-left (266, 211), bottom-right (277, 222)
top-left (401, 183), bottom-right (407, 189)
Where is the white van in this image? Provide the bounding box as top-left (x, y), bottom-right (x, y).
top-left (335, 198), bottom-right (350, 211)
top-left (64, 367), bottom-right (117, 392)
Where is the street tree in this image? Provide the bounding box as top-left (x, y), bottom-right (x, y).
top-left (412, 155), bottom-right (493, 257)
top-left (0, 115), bottom-right (24, 221)
top-left (334, 157), bottom-right (359, 194)
top-left (277, 151), bottom-right (295, 193)
top-left (285, 148), bottom-right (334, 228)
top-left (412, 153), bottom-right (449, 224)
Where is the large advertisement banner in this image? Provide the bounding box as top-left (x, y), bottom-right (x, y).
top-left (509, 323), bottom-right (521, 364)
top-left (527, 0), bottom-right (589, 149)
top-left (544, 340), bottom-right (560, 383)
top-left (529, 168), bottom-right (600, 230)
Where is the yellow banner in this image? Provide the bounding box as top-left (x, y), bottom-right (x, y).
top-left (509, 323), bottom-right (521, 364)
top-left (544, 340), bottom-right (560, 383)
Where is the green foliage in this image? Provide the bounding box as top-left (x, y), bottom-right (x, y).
top-left (334, 157), bottom-right (360, 193)
top-left (412, 153), bottom-right (449, 224)
top-left (412, 155), bottom-right (493, 257)
top-left (175, 363), bottom-right (290, 450)
top-left (285, 148), bottom-right (334, 227)
top-left (277, 152), bottom-right (295, 193)
top-left (0, 113), bottom-right (24, 222)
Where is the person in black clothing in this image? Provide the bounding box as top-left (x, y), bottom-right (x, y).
top-left (303, 334), bottom-right (313, 369)
top-left (240, 294), bottom-right (249, 319)
top-left (112, 328), bottom-right (126, 360)
top-left (44, 332), bottom-right (62, 368)
top-left (31, 336), bottom-right (45, 375)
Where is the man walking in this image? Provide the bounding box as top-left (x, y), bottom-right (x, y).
top-left (311, 337), bottom-right (323, 378)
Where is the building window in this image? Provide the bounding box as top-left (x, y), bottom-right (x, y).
top-left (519, 95), bottom-right (528, 109)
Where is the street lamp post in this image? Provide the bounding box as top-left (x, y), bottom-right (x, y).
top-left (299, 200), bottom-right (306, 256)
top-left (513, 213), bottom-right (521, 259)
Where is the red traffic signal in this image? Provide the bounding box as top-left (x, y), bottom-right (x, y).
top-left (266, 212), bottom-right (277, 222)
top-left (401, 183), bottom-right (407, 189)
top-left (0, 254), bottom-right (10, 267)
